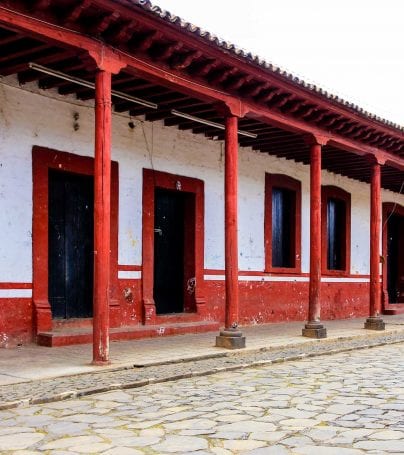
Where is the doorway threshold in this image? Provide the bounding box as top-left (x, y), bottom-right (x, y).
top-left (384, 303), bottom-right (404, 315)
top-left (37, 320), bottom-right (220, 347)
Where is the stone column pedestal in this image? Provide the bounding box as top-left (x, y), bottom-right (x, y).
top-left (216, 328), bottom-right (246, 349)
top-left (364, 317), bottom-right (385, 331)
top-left (302, 322), bottom-right (327, 338)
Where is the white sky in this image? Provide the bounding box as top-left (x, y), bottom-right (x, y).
top-left (155, 0), bottom-right (404, 126)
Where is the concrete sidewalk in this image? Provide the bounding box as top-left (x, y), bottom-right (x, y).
top-left (1, 314), bottom-right (404, 387)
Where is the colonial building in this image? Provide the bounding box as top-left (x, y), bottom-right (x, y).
top-left (0, 0), bottom-right (403, 362)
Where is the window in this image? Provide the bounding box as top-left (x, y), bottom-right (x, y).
top-left (322, 186), bottom-right (351, 275)
top-left (265, 174), bottom-right (301, 273)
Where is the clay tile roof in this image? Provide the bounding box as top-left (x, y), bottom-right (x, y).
top-left (123, 0), bottom-right (403, 134)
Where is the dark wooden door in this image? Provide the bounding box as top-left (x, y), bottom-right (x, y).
top-left (48, 170), bottom-right (94, 318)
top-left (153, 188), bottom-right (185, 314)
top-left (387, 214), bottom-right (404, 304)
top-left (398, 217), bottom-right (404, 303)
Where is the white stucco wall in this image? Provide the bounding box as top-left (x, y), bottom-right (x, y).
top-left (0, 77), bottom-right (403, 283)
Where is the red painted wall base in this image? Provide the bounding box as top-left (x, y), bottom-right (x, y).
top-left (0, 298), bottom-right (33, 347)
top-left (204, 280), bottom-right (369, 324)
top-left (1, 279), bottom-right (370, 347)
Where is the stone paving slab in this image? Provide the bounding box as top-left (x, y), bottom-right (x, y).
top-left (1, 327), bottom-right (404, 410)
top-left (1, 315), bottom-right (404, 386)
top-left (0, 342), bottom-right (403, 454)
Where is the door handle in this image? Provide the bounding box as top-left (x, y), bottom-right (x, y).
top-left (154, 228), bottom-right (162, 236)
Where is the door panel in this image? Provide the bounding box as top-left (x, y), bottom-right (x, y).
top-left (398, 217), bottom-right (404, 303)
top-left (49, 170), bottom-right (94, 318)
top-left (153, 189), bottom-right (185, 314)
top-left (387, 214), bottom-right (404, 304)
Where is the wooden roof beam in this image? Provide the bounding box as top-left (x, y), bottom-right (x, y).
top-left (386, 141), bottom-right (403, 153)
top-left (282, 99), bottom-right (306, 114)
top-left (269, 93), bottom-right (294, 109)
top-left (332, 118), bottom-right (351, 132)
top-left (251, 138), bottom-right (304, 150)
top-left (18, 54), bottom-right (80, 84)
top-left (65, 0), bottom-right (92, 26)
top-left (0, 42), bottom-right (49, 64)
top-left (188, 58), bottom-right (217, 76)
top-left (255, 87), bottom-right (281, 104)
top-left (1, 48), bottom-right (73, 77)
top-left (239, 132), bottom-right (300, 147)
top-left (0, 32), bottom-right (21, 46)
top-left (240, 81), bottom-right (269, 97)
top-left (306, 109), bottom-right (327, 122)
top-left (338, 122), bottom-right (359, 135)
top-left (224, 74), bottom-right (252, 91)
top-left (36, 63), bottom-right (86, 88)
top-left (131, 29), bottom-right (161, 52)
top-left (208, 66), bottom-right (237, 85)
top-left (145, 100), bottom-right (204, 121)
top-left (106, 20), bottom-right (137, 45)
top-left (90, 11), bottom-right (120, 35)
top-left (1, 6), bottom-right (402, 171)
top-left (170, 50), bottom-right (202, 70)
top-left (149, 41), bottom-right (183, 61)
top-left (318, 114), bottom-right (342, 128)
top-left (30, 0), bottom-right (52, 12)
top-left (73, 76), bottom-right (152, 100)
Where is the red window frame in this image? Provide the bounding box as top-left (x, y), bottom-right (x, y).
top-left (264, 173), bottom-right (302, 274)
top-left (321, 185), bottom-right (351, 276)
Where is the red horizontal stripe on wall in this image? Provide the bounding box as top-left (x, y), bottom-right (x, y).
top-left (0, 283), bottom-right (32, 289)
top-left (118, 265), bottom-right (142, 271)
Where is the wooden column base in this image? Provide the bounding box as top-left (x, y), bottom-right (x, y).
top-left (216, 328), bottom-right (246, 349)
top-left (302, 322), bottom-right (327, 338)
top-left (364, 317), bottom-right (385, 331)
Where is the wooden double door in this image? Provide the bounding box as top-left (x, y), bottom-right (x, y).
top-left (48, 170), bottom-right (94, 319)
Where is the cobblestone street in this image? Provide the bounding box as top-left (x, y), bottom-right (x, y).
top-left (0, 343), bottom-right (403, 454)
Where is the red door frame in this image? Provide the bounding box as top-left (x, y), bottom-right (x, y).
top-left (382, 202), bottom-right (404, 309)
top-left (142, 169), bottom-right (206, 324)
top-left (32, 146), bottom-right (119, 334)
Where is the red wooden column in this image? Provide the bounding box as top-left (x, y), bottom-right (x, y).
top-left (216, 113), bottom-right (245, 349)
top-left (92, 69), bottom-right (112, 364)
top-left (90, 51), bottom-right (125, 365)
top-left (364, 159), bottom-right (385, 330)
top-left (302, 135), bottom-right (327, 338)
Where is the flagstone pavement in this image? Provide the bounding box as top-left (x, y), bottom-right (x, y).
top-left (0, 341), bottom-right (403, 454)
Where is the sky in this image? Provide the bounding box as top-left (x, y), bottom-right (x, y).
top-left (155, 0), bottom-right (404, 126)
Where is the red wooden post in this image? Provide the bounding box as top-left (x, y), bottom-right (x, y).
top-left (224, 115), bottom-right (239, 329)
top-left (93, 69), bottom-right (112, 364)
top-left (365, 160), bottom-right (385, 330)
top-left (216, 114), bottom-right (245, 349)
top-left (302, 137), bottom-right (327, 338)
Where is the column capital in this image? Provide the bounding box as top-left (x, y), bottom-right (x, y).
top-left (304, 133), bottom-right (329, 147)
top-left (88, 46), bottom-right (126, 74)
top-left (365, 153), bottom-right (386, 166)
top-left (216, 101), bottom-right (249, 118)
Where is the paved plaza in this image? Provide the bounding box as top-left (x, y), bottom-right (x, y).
top-left (0, 342), bottom-right (403, 454)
